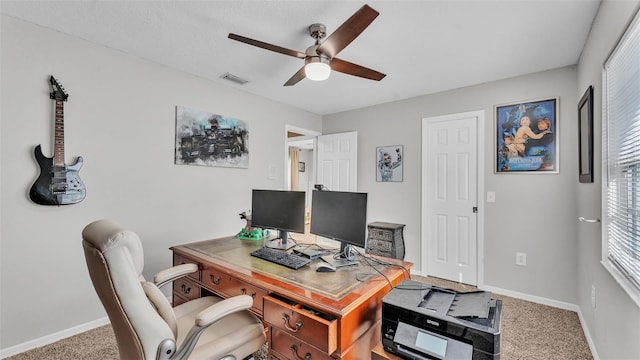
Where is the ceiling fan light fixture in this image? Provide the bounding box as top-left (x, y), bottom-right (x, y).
top-left (304, 56), bottom-right (331, 81)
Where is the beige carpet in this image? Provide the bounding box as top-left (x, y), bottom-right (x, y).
top-left (6, 276), bottom-right (592, 360)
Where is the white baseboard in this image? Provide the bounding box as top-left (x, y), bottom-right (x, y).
top-left (407, 272), bottom-right (598, 359)
top-left (576, 308), bottom-right (600, 360)
top-left (480, 284), bottom-right (579, 312)
top-left (0, 317), bottom-right (109, 359)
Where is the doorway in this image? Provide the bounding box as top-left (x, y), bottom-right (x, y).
top-left (285, 127), bottom-right (359, 247)
top-left (421, 110), bottom-right (485, 286)
top-left (286, 125), bottom-right (320, 243)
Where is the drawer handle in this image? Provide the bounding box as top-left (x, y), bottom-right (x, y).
top-left (180, 284), bottom-right (191, 295)
top-left (281, 314), bottom-right (303, 332)
top-left (289, 345), bottom-right (311, 360)
top-left (240, 288), bottom-right (256, 298)
top-left (208, 274), bottom-right (221, 285)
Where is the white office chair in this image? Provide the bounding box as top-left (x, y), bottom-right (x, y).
top-left (82, 219), bottom-right (265, 360)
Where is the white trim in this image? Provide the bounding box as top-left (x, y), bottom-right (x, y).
top-left (421, 110), bottom-right (485, 287)
top-left (601, 260), bottom-right (640, 308)
top-left (482, 285), bottom-right (597, 359)
top-left (409, 269), bottom-right (597, 359)
top-left (481, 285), bottom-right (578, 312)
top-left (576, 307), bottom-right (600, 360)
top-left (0, 317), bottom-right (110, 358)
top-left (284, 125), bottom-right (321, 190)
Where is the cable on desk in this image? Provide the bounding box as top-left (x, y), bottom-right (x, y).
top-left (362, 254), bottom-right (412, 282)
top-left (352, 248), bottom-right (393, 289)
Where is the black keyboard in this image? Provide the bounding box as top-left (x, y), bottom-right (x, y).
top-left (250, 247), bottom-right (311, 270)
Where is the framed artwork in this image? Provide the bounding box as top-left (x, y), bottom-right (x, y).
top-left (175, 106), bottom-right (249, 168)
top-left (495, 97), bottom-right (558, 173)
top-left (376, 145), bottom-right (403, 182)
top-left (298, 162), bottom-right (305, 172)
top-left (578, 86), bottom-right (594, 183)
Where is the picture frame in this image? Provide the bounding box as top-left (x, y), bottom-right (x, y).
top-left (376, 145), bottom-right (403, 182)
top-left (175, 106), bottom-right (249, 168)
top-left (298, 162), bottom-right (305, 172)
top-left (495, 97), bottom-right (558, 173)
top-left (578, 86), bottom-right (594, 183)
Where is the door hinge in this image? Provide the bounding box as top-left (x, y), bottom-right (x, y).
top-left (473, 206), bottom-right (478, 213)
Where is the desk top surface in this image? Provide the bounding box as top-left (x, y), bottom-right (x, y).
top-left (172, 235), bottom-right (412, 310)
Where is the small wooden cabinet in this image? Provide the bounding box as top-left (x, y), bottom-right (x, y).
top-left (366, 222), bottom-right (405, 260)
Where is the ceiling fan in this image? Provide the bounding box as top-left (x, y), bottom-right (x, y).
top-left (228, 4), bottom-right (386, 86)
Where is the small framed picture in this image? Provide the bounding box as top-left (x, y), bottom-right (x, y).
top-left (298, 162), bottom-right (305, 172)
top-left (376, 145), bottom-right (403, 182)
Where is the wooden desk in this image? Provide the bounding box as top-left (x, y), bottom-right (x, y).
top-left (171, 236), bottom-right (412, 360)
top-left (371, 343), bottom-right (404, 360)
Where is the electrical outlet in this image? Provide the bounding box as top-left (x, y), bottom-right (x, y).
top-left (516, 252), bottom-right (527, 266)
top-left (591, 285), bottom-right (596, 308)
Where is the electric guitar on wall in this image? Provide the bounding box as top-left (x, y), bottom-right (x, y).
top-left (29, 76), bottom-right (86, 206)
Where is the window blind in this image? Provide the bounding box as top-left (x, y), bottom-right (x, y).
top-left (604, 9), bottom-right (640, 292)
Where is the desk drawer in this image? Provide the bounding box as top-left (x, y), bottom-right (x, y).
top-left (202, 268), bottom-right (267, 314)
top-left (264, 296), bottom-right (337, 354)
top-left (173, 277), bottom-right (199, 302)
top-left (270, 327), bottom-right (334, 360)
top-left (173, 254), bottom-right (200, 281)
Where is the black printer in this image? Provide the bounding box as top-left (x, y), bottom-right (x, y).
top-left (382, 280), bottom-right (502, 360)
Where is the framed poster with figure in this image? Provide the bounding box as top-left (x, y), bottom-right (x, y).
top-left (495, 97), bottom-right (558, 173)
top-left (578, 86), bottom-right (594, 183)
top-left (376, 145), bottom-right (403, 182)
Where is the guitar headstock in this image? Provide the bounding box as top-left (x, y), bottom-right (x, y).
top-left (49, 76), bottom-right (69, 102)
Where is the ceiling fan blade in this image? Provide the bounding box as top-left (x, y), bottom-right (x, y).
top-left (330, 58), bottom-right (386, 81)
top-left (316, 4), bottom-right (379, 58)
top-left (228, 33), bottom-right (306, 59)
top-left (284, 66), bottom-right (307, 86)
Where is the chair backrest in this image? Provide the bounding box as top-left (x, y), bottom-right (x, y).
top-left (82, 219), bottom-right (176, 360)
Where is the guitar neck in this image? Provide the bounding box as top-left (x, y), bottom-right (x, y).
top-left (53, 100), bottom-right (65, 166)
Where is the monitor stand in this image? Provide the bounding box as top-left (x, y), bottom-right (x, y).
top-left (320, 244), bottom-right (358, 268)
top-left (265, 230), bottom-right (296, 250)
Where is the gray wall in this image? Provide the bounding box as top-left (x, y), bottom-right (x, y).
top-left (322, 1), bottom-right (640, 358)
top-left (324, 66), bottom-right (579, 304)
top-left (3, 1), bottom-right (640, 358)
top-left (0, 16), bottom-right (321, 350)
top-left (576, 0), bottom-right (640, 359)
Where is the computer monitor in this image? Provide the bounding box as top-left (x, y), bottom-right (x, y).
top-left (310, 190), bottom-right (368, 260)
top-left (251, 189), bottom-right (306, 250)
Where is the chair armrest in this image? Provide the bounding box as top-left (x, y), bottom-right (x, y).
top-left (153, 263), bottom-right (198, 288)
top-left (169, 295), bottom-right (255, 360)
top-left (195, 295), bottom-right (254, 327)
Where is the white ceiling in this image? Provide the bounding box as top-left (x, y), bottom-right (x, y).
top-left (1, 0), bottom-right (601, 115)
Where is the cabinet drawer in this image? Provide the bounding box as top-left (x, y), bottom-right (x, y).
top-left (368, 239), bottom-right (392, 252)
top-left (173, 277), bottom-right (199, 302)
top-left (173, 254), bottom-right (200, 281)
top-left (264, 296), bottom-right (337, 354)
top-left (202, 268), bottom-right (267, 314)
top-left (370, 228), bottom-right (393, 241)
top-left (270, 327), bottom-right (334, 360)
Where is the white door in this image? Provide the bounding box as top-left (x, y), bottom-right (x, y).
top-left (316, 131), bottom-right (358, 192)
top-left (315, 131), bottom-right (358, 247)
top-left (422, 112), bottom-right (482, 285)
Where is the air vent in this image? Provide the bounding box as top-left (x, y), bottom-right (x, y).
top-left (220, 72), bottom-right (248, 85)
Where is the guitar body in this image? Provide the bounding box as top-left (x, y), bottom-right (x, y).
top-left (30, 144), bottom-right (86, 206)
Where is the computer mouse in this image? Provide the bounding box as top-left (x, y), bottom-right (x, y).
top-left (315, 262), bottom-right (336, 272)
